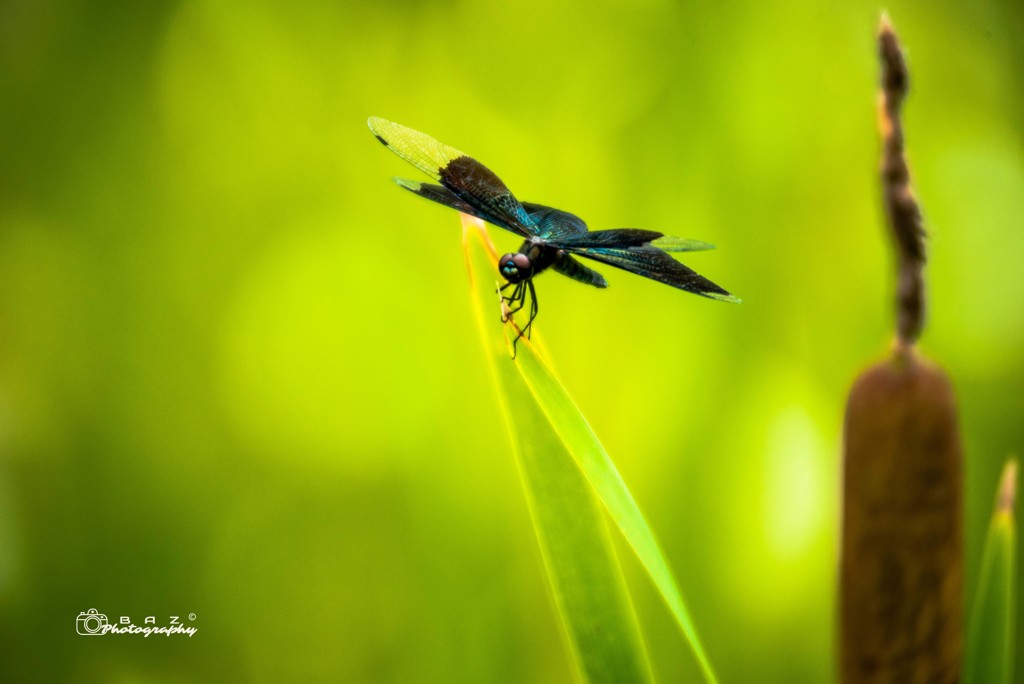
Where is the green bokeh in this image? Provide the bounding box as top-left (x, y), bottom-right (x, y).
top-left (1, 0), bottom-right (1022, 682)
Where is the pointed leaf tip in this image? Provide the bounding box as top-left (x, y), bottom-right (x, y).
top-left (998, 458), bottom-right (1018, 515)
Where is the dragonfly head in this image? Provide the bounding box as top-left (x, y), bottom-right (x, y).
top-left (498, 253), bottom-right (532, 284)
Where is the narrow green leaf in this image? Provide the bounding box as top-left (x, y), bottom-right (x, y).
top-left (512, 336), bottom-right (718, 684)
top-left (463, 216), bottom-right (653, 683)
top-left (966, 458), bottom-right (1017, 684)
top-left (462, 215), bottom-right (717, 684)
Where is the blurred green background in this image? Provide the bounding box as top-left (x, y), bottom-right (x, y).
top-left (1, 0), bottom-right (1022, 681)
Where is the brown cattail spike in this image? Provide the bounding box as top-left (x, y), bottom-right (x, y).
top-left (878, 15), bottom-right (926, 347)
top-left (840, 15), bottom-right (964, 684)
top-left (840, 351), bottom-right (964, 683)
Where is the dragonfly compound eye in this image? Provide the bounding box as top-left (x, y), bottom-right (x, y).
top-left (498, 253), bottom-right (531, 283)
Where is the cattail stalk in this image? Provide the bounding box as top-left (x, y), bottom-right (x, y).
top-left (839, 15), bottom-right (964, 684)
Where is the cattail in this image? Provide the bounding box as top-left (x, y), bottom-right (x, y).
top-left (839, 15), bottom-right (964, 684)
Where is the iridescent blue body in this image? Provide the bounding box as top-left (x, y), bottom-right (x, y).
top-left (368, 117), bottom-right (738, 352)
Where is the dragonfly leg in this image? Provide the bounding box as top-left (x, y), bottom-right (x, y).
top-left (500, 281), bottom-right (521, 304)
top-left (521, 279), bottom-right (539, 340)
top-left (501, 282), bottom-right (527, 321)
top-left (509, 279), bottom-right (539, 357)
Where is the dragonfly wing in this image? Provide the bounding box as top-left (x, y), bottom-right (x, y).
top-left (569, 245), bottom-right (738, 301)
top-left (521, 201), bottom-right (560, 217)
top-left (393, 178), bottom-right (526, 235)
top-left (552, 252), bottom-right (608, 288)
top-left (650, 236), bottom-right (716, 252)
top-left (520, 202), bottom-right (591, 241)
top-left (551, 229), bottom-right (717, 252)
top-left (549, 228), bottom-right (665, 249)
top-left (369, 118), bottom-right (535, 237)
top-left (394, 178), bottom-right (477, 215)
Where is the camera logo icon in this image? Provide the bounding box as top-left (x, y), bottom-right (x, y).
top-left (76, 609), bottom-right (108, 636)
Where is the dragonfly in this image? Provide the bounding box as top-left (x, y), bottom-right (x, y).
top-left (368, 117), bottom-right (738, 353)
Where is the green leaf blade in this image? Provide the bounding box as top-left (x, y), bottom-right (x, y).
top-left (463, 214), bottom-right (717, 684)
top-left (463, 216), bottom-right (653, 684)
top-left (966, 458), bottom-right (1018, 684)
top-left (512, 319), bottom-right (718, 684)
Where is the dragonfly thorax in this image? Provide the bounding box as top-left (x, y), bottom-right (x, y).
top-left (499, 253), bottom-right (532, 283)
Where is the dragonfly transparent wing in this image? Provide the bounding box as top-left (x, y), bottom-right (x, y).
top-left (370, 117), bottom-right (535, 237)
top-left (650, 236), bottom-right (716, 252)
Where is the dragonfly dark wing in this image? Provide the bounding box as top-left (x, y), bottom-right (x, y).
top-left (369, 118), bottom-right (535, 237)
top-left (551, 228), bottom-right (717, 253)
top-left (521, 202), bottom-right (590, 241)
top-left (393, 178), bottom-right (518, 231)
top-left (548, 228), bottom-right (664, 248)
top-left (569, 244), bottom-right (739, 301)
top-left (553, 253), bottom-right (608, 288)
